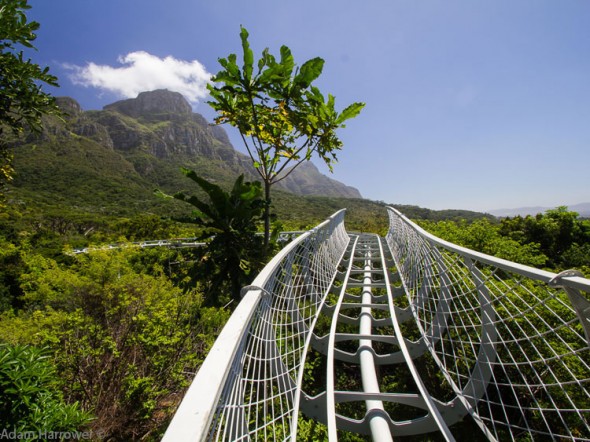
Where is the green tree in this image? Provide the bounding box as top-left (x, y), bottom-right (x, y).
top-left (0, 0), bottom-right (60, 192)
top-left (207, 26), bottom-right (364, 246)
top-left (500, 206), bottom-right (589, 269)
top-left (158, 170), bottom-right (267, 305)
top-left (420, 218), bottom-right (548, 268)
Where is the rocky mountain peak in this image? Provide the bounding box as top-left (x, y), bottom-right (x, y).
top-left (56, 97), bottom-right (83, 116)
top-left (24, 90), bottom-right (362, 200)
top-left (103, 89), bottom-right (192, 119)
top-left (282, 162), bottom-right (362, 198)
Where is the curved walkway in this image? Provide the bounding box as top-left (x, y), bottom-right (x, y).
top-left (163, 208), bottom-right (590, 441)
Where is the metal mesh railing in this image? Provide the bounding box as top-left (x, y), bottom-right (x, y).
top-left (163, 210), bottom-right (349, 441)
top-left (385, 206), bottom-right (590, 441)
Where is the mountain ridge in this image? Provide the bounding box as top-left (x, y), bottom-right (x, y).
top-left (8, 90), bottom-right (361, 215)
top-left (7, 90), bottom-right (496, 228)
top-left (490, 202), bottom-right (590, 218)
top-left (98, 90), bottom-right (362, 198)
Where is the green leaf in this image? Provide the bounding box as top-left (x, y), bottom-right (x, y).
top-left (308, 86), bottom-right (324, 102)
top-left (279, 45), bottom-right (295, 76)
top-left (294, 57), bottom-right (324, 88)
top-left (258, 48), bottom-right (270, 72)
top-left (181, 169), bottom-right (229, 214)
top-left (335, 102), bottom-right (365, 125)
top-left (217, 53), bottom-right (240, 81)
top-left (240, 26), bottom-right (254, 82)
top-left (239, 182), bottom-right (262, 202)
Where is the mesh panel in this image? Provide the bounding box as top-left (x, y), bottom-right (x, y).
top-left (206, 210), bottom-right (350, 441)
top-left (166, 208), bottom-right (590, 441)
top-left (385, 207), bottom-right (590, 441)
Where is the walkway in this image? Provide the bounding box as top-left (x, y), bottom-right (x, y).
top-left (163, 208), bottom-right (590, 441)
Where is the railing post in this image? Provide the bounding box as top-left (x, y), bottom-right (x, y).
top-left (461, 256), bottom-right (498, 405)
top-left (550, 269), bottom-right (590, 344)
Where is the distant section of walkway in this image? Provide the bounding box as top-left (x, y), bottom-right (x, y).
top-left (68, 232), bottom-right (304, 255)
top-left (68, 238), bottom-right (206, 255)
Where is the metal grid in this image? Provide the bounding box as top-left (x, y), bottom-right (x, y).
top-left (163, 210), bottom-right (349, 441)
top-left (385, 207), bottom-right (590, 441)
top-left (165, 207), bottom-right (590, 441)
top-left (208, 210), bottom-right (349, 441)
top-left (322, 233), bottom-right (454, 440)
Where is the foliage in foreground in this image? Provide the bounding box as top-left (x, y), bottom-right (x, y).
top-left (0, 343), bottom-right (92, 434)
top-left (0, 0), bottom-right (61, 193)
top-left (0, 245), bottom-right (230, 440)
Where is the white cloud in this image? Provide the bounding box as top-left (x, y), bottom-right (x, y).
top-left (67, 51), bottom-right (212, 105)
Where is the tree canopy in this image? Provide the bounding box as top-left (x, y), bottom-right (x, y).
top-left (0, 0), bottom-right (60, 190)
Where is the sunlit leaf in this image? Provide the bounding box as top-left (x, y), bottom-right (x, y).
top-left (335, 102), bottom-right (365, 125)
top-left (240, 26), bottom-right (254, 81)
top-left (295, 57), bottom-right (324, 88)
top-left (279, 45), bottom-right (295, 76)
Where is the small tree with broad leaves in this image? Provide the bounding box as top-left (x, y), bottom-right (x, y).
top-left (207, 26), bottom-right (364, 247)
top-left (157, 170), bottom-right (267, 304)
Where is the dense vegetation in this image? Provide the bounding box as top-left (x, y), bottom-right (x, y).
top-left (1, 192), bottom-right (587, 440)
top-left (0, 209), bottom-right (231, 439)
top-left (419, 206), bottom-right (590, 275)
top-left (0, 180), bottom-right (500, 438)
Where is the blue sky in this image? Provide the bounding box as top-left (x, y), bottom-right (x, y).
top-left (27, 0), bottom-right (590, 212)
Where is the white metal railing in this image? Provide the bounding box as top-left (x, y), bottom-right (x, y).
top-left (162, 211), bottom-right (349, 441)
top-left (385, 206), bottom-right (590, 441)
top-left (163, 207), bottom-right (590, 441)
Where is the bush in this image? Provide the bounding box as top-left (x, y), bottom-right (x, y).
top-left (0, 344), bottom-right (91, 433)
top-left (1, 247), bottom-right (231, 440)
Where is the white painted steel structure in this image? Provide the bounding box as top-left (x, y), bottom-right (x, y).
top-left (69, 238), bottom-right (206, 255)
top-left (164, 208), bottom-right (590, 441)
top-left (386, 207), bottom-right (590, 441)
top-left (163, 210), bottom-right (349, 441)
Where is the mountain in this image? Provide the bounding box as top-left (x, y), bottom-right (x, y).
top-left (490, 202), bottom-right (590, 218)
top-left (281, 162), bottom-right (361, 198)
top-left (7, 90), bottom-right (360, 214)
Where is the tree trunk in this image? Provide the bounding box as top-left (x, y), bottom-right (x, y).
top-left (264, 180), bottom-right (271, 249)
